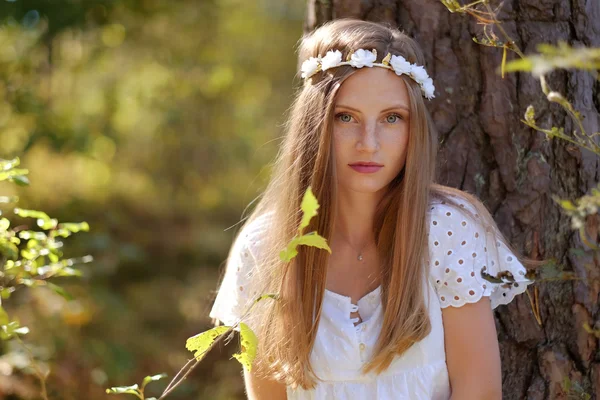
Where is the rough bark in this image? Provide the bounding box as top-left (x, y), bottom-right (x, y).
top-left (305, 0), bottom-right (600, 398)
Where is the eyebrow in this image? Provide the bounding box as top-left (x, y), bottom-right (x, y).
top-left (335, 104), bottom-right (410, 113)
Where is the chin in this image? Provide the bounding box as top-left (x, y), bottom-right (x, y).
top-left (342, 180), bottom-right (388, 194)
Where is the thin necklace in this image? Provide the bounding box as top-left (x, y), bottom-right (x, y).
top-left (338, 232), bottom-right (371, 262)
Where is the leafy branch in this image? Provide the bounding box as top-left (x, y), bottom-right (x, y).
top-left (441, 1), bottom-right (600, 347)
top-left (0, 157), bottom-right (92, 399)
top-left (440, 0), bottom-right (600, 157)
top-left (106, 186), bottom-right (331, 399)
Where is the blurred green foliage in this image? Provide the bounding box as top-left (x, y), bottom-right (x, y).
top-left (0, 0), bottom-right (303, 398)
top-left (0, 156), bottom-right (93, 400)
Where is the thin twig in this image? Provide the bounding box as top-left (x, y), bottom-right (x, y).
top-left (482, 1), bottom-right (525, 58)
top-left (162, 357), bottom-right (196, 393)
top-left (15, 335), bottom-right (49, 400)
top-left (159, 325), bottom-right (235, 399)
top-left (159, 283), bottom-right (272, 398)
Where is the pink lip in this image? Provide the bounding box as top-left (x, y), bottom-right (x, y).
top-left (349, 165), bottom-right (383, 174)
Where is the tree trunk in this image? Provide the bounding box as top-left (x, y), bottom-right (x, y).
top-left (305, 1), bottom-right (600, 399)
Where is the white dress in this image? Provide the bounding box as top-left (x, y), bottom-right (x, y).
top-left (209, 197), bottom-right (533, 399)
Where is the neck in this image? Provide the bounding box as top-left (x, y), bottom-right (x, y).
top-left (333, 186), bottom-right (383, 248)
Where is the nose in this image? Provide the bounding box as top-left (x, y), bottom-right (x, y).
top-left (357, 120), bottom-right (379, 152)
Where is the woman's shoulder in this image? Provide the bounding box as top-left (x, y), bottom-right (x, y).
top-left (209, 210), bottom-right (276, 327)
top-left (427, 192), bottom-right (480, 225)
top-left (236, 209), bottom-right (276, 250)
top-left (426, 192), bottom-right (533, 310)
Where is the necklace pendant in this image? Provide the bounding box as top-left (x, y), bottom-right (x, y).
top-left (358, 254), bottom-right (363, 261)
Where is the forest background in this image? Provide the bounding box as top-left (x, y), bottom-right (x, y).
top-left (0, 0), bottom-right (304, 398)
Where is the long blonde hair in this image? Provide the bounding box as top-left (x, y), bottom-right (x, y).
top-left (222, 18), bottom-right (543, 389)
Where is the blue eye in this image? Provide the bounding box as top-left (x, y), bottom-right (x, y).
top-left (387, 114), bottom-right (403, 123)
top-left (336, 113), bottom-right (353, 123)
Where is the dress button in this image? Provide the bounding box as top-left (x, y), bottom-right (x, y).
top-left (359, 343), bottom-right (366, 351)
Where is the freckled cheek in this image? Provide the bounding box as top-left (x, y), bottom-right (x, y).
top-left (381, 131), bottom-right (409, 166)
top-left (332, 126), bottom-right (360, 139)
top-left (380, 128), bottom-right (409, 147)
top-left (332, 128), bottom-right (358, 150)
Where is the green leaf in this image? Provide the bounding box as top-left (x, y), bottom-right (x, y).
top-left (0, 288), bottom-right (14, 300)
top-left (46, 282), bottom-right (74, 301)
top-left (559, 199), bottom-right (577, 211)
top-left (12, 175), bottom-right (29, 186)
top-left (0, 157), bottom-right (20, 171)
top-left (279, 232), bottom-right (331, 262)
top-left (232, 322), bottom-right (258, 371)
top-left (37, 218), bottom-right (58, 230)
top-left (141, 373), bottom-right (167, 390)
top-left (55, 266), bottom-right (82, 277)
top-left (503, 58), bottom-right (534, 73)
top-left (0, 169), bottom-right (29, 182)
top-left (18, 231), bottom-right (47, 241)
top-left (105, 384), bottom-right (142, 396)
top-left (185, 326), bottom-right (230, 360)
top-left (0, 321), bottom-right (29, 340)
top-left (13, 208), bottom-right (51, 221)
top-left (58, 222), bottom-right (90, 233)
top-left (299, 186), bottom-right (319, 233)
top-left (548, 126), bottom-right (564, 137)
top-left (48, 251), bottom-right (59, 263)
top-left (440, 0), bottom-right (463, 12)
top-left (20, 249), bottom-right (36, 260)
top-left (0, 218), bottom-right (9, 231)
top-left (279, 240), bottom-right (299, 262)
top-left (280, 186), bottom-right (329, 262)
top-left (53, 229), bottom-right (73, 238)
top-left (524, 105), bottom-right (536, 124)
top-left (294, 232), bottom-right (331, 253)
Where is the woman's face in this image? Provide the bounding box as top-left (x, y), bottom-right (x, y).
top-left (332, 67), bottom-right (411, 195)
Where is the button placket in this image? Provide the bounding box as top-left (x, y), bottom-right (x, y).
top-left (349, 303), bottom-right (360, 325)
top-left (359, 341), bottom-right (366, 363)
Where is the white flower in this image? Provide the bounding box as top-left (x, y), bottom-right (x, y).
top-left (390, 55), bottom-right (412, 76)
top-left (349, 49), bottom-right (376, 68)
top-left (301, 56), bottom-right (321, 79)
top-left (321, 50), bottom-right (343, 71)
top-left (410, 64), bottom-right (429, 84)
top-left (422, 77), bottom-right (435, 99)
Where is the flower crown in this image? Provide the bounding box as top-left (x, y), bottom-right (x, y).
top-left (300, 48), bottom-right (435, 100)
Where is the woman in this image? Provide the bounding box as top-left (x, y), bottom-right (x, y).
top-left (210, 18), bottom-right (540, 399)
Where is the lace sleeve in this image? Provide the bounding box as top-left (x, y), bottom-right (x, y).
top-left (428, 201), bottom-right (533, 310)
